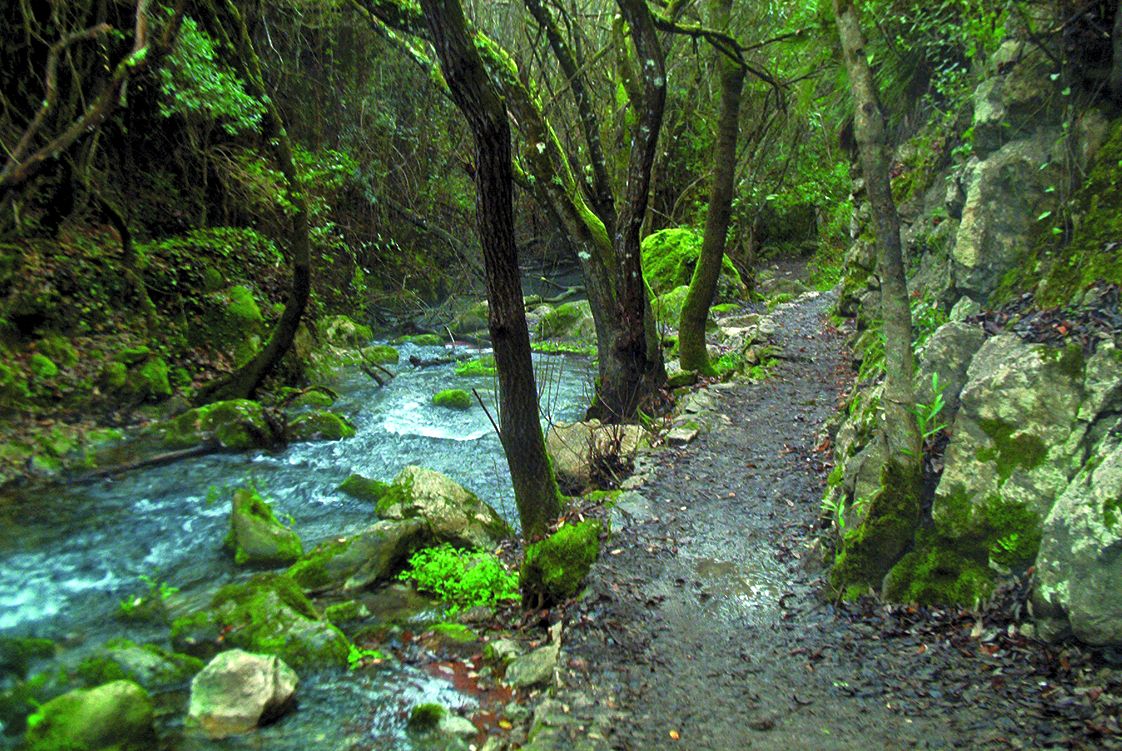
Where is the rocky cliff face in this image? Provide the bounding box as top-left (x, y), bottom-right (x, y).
top-left (828, 35), bottom-right (1122, 646)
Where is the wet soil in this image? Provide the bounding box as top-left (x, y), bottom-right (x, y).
top-left (538, 289), bottom-right (1122, 750)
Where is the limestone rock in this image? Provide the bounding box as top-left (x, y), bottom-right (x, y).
top-left (226, 487), bottom-right (303, 566)
top-left (156, 399), bottom-right (282, 451)
top-left (319, 315), bottom-right (373, 347)
top-left (25, 680), bottom-right (154, 751)
top-left (534, 300), bottom-right (595, 341)
top-left (972, 41), bottom-right (1061, 156)
top-left (188, 650), bottom-right (297, 738)
top-left (287, 518), bottom-right (429, 593)
top-left (505, 642), bottom-right (560, 689)
top-left (666, 425), bottom-right (698, 446)
top-left (952, 133), bottom-right (1063, 301)
top-left (932, 335), bottom-right (1087, 567)
top-left (377, 466), bottom-right (512, 548)
top-left (915, 320), bottom-right (986, 425)
top-left (546, 420), bottom-right (646, 491)
top-left (171, 574), bottom-right (349, 669)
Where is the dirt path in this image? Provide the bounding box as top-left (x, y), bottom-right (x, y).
top-left (525, 289), bottom-right (1119, 750)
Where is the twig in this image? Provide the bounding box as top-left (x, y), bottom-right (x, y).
top-left (473, 387), bottom-right (502, 441)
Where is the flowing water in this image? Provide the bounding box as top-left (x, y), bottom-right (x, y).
top-left (0, 340), bottom-right (593, 749)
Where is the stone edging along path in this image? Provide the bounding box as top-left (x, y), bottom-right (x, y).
top-left (515, 289), bottom-right (1121, 751)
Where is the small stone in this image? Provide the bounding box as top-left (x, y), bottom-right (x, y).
top-left (666, 426), bottom-right (698, 446)
top-left (439, 714), bottom-right (477, 738)
top-left (504, 643), bottom-right (559, 688)
top-left (188, 649), bottom-right (297, 738)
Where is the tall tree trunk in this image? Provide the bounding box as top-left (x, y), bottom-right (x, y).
top-left (589, 0), bottom-right (669, 421)
top-left (1111, 0), bottom-right (1122, 101)
top-left (831, 0), bottom-right (922, 593)
top-left (419, 0), bottom-right (562, 540)
top-left (679, 0), bottom-right (745, 375)
top-left (195, 1), bottom-right (311, 403)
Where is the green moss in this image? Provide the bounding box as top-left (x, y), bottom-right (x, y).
top-left (100, 361), bottom-right (128, 391)
top-left (288, 410), bottom-right (356, 441)
top-left (113, 346), bottom-right (151, 365)
top-left (37, 335), bottom-right (77, 368)
top-left (531, 340), bottom-right (597, 356)
top-left (362, 345), bottom-right (399, 365)
top-left (976, 418), bottom-right (1048, 482)
top-left (640, 227), bottom-right (742, 298)
top-left (159, 399), bottom-right (275, 450)
top-left (393, 333), bottom-right (444, 346)
top-left (25, 681), bottom-right (154, 751)
top-left (0, 362), bottom-right (30, 402)
top-left (521, 519), bottom-right (602, 605)
top-left (454, 355), bottom-right (497, 378)
top-left (408, 702), bottom-right (446, 731)
top-left (132, 357), bottom-right (171, 398)
top-left (225, 285), bottom-right (263, 324)
top-left (225, 487), bottom-right (303, 566)
top-left (982, 495), bottom-right (1042, 568)
top-left (830, 459), bottom-right (922, 595)
top-left (289, 388), bottom-right (335, 408)
top-left (287, 537), bottom-right (354, 590)
top-left (430, 622), bottom-right (477, 643)
top-left (535, 301), bottom-right (586, 339)
top-left (73, 640), bottom-right (203, 690)
top-left (337, 473), bottom-right (390, 503)
top-left (432, 388), bottom-right (473, 409)
top-left (883, 533), bottom-right (993, 606)
top-left (323, 600), bottom-right (368, 623)
top-left (0, 638), bottom-right (55, 680)
top-left (1036, 342), bottom-right (1085, 381)
top-left (27, 354), bottom-right (58, 380)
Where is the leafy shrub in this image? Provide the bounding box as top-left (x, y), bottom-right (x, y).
top-left (397, 544), bottom-right (519, 614)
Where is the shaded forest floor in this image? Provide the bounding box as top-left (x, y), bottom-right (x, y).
top-left (526, 284), bottom-right (1122, 750)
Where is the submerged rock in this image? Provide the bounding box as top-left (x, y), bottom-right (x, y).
top-left (225, 487), bottom-right (303, 566)
top-left (287, 518), bottom-right (429, 593)
top-left (377, 466), bottom-right (512, 548)
top-left (74, 639), bottom-right (203, 692)
top-left (171, 574), bottom-right (349, 669)
top-left (432, 388), bottom-right (473, 410)
top-left (337, 473), bottom-right (390, 503)
top-left (188, 650), bottom-right (297, 739)
top-left (521, 520), bottom-right (602, 606)
top-left (25, 680), bottom-right (154, 751)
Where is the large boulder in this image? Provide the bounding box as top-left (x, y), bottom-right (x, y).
top-left (376, 466), bottom-right (511, 548)
top-left (640, 227), bottom-right (744, 300)
top-left (287, 518), bottom-right (429, 593)
top-left (972, 41), bottom-right (1062, 156)
top-left (155, 399), bottom-right (283, 451)
top-left (534, 300), bottom-right (595, 341)
top-left (25, 680), bottom-right (154, 751)
top-left (1033, 428), bottom-right (1122, 646)
top-left (319, 315), bottom-right (373, 348)
top-left (225, 487), bottom-right (303, 566)
top-left (932, 335), bottom-right (1088, 569)
top-left (73, 639), bottom-right (203, 692)
top-left (545, 420), bottom-right (646, 491)
top-left (915, 320), bottom-right (987, 426)
top-left (171, 574), bottom-right (349, 669)
top-left (951, 132), bottom-right (1063, 302)
top-left (287, 410), bottom-right (356, 442)
top-left (187, 650), bottom-right (297, 739)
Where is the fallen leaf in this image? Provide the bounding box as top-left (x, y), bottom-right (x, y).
top-left (499, 719), bottom-right (513, 730)
top-left (669, 730), bottom-right (681, 741)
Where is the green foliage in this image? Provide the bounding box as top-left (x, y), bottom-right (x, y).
top-left (397, 544), bottom-right (520, 614)
top-left (158, 17), bottom-right (265, 135)
top-left (117, 575), bottom-right (178, 621)
top-left (454, 355), bottom-right (497, 378)
top-left (432, 388), bottom-right (473, 409)
top-left (346, 644), bottom-right (386, 671)
top-left (913, 372), bottom-right (948, 442)
top-left (911, 294), bottom-right (947, 349)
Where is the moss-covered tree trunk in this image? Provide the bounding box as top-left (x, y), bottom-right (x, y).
top-left (195, 1), bottom-right (311, 403)
top-left (419, 0), bottom-right (562, 540)
top-left (678, 0), bottom-right (745, 375)
top-left (831, 0), bottom-right (922, 594)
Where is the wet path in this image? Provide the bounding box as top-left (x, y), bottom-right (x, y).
top-left (535, 290), bottom-right (1113, 750)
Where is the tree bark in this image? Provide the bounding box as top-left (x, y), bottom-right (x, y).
top-left (679, 0), bottom-right (745, 374)
top-left (419, 0), bottom-right (562, 540)
top-left (1111, 0), bottom-right (1122, 101)
top-left (195, 1), bottom-right (312, 403)
top-left (832, 0), bottom-right (922, 591)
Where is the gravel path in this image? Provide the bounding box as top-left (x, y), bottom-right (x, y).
top-left (525, 289), bottom-right (1120, 750)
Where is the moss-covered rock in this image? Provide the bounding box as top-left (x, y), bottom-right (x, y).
top-left (453, 355), bottom-right (497, 378)
top-left (99, 361), bottom-right (128, 391)
top-left (25, 680), bottom-right (154, 751)
top-left (0, 637), bottom-right (55, 680)
top-left (361, 344), bottom-right (399, 365)
top-left (113, 346), bottom-right (151, 365)
top-left (155, 399), bottom-right (281, 450)
top-left (393, 333), bottom-right (445, 346)
top-left (27, 353), bottom-right (58, 380)
top-left (377, 466), bottom-right (512, 548)
top-left (0, 361), bottom-right (30, 404)
top-left (37, 335), bottom-right (78, 368)
top-left (170, 574), bottom-right (349, 669)
top-left (450, 300), bottom-right (489, 335)
top-left (320, 315), bottom-right (373, 348)
top-left (521, 519), bottom-right (602, 605)
top-left (641, 227), bottom-right (744, 300)
top-left (287, 519), bottom-right (429, 593)
top-left (288, 388), bottom-right (336, 409)
top-left (337, 473), bottom-right (390, 503)
top-left (129, 356), bottom-right (171, 399)
top-left (534, 300), bottom-right (595, 341)
top-left (882, 534), bottom-right (992, 606)
top-left (73, 639), bottom-right (204, 692)
top-left (432, 388), bottom-right (472, 410)
top-left (225, 487), bottom-right (303, 566)
top-left (288, 410), bottom-right (356, 442)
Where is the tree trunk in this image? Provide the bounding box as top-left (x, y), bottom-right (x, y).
top-left (589, 0), bottom-right (669, 421)
top-left (832, 0), bottom-right (923, 592)
top-left (1111, 0), bottom-right (1122, 101)
top-left (679, 0), bottom-right (745, 375)
top-left (419, 0), bottom-right (562, 540)
top-left (195, 1), bottom-right (311, 403)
